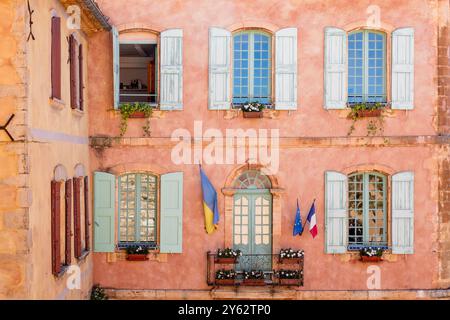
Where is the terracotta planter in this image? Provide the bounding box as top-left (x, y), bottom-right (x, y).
top-left (128, 111), bottom-right (147, 119)
top-left (279, 278), bottom-right (301, 286)
top-left (360, 255), bottom-right (382, 262)
top-left (242, 279), bottom-right (266, 286)
top-left (215, 257), bottom-right (238, 264)
top-left (279, 257), bottom-right (303, 264)
top-left (215, 279), bottom-right (236, 286)
top-left (348, 109), bottom-right (382, 119)
top-left (126, 254), bottom-right (149, 261)
top-left (243, 111), bottom-right (263, 118)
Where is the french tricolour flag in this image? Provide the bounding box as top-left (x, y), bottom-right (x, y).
top-left (307, 200), bottom-right (318, 238)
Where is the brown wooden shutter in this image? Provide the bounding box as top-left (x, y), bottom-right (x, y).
top-left (73, 178), bottom-right (82, 258)
top-left (78, 44), bottom-right (84, 111)
top-left (51, 17), bottom-right (61, 100)
top-left (51, 181), bottom-right (62, 275)
top-left (69, 35), bottom-right (78, 109)
top-left (65, 179), bottom-right (72, 265)
top-left (84, 176), bottom-right (90, 251)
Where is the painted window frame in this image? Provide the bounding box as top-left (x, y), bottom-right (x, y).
top-left (232, 30), bottom-right (273, 106)
top-left (118, 38), bottom-right (159, 107)
top-left (347, 171), bottom-right (388, 250)
top-left (118, 172), bottom-right (159, 248)
top-left (348, 29), bottom-right (387, 104)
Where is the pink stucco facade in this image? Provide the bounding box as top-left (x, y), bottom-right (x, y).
top-left (86, 0), bottom-right (449, 298)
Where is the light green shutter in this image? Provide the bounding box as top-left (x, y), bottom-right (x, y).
top-left (324, 27), bottom-right (347, 109)
top-left (325, 171), bottom-right (348, 253)
top-left (160, 172), bottom-right (183, 253)
top-left (392, 171), bottom-right (414, 254)
top-left (112, 27), bottom-right (120, 109)
top-left (391, 28), bottom-right (414, 110)
top-left (94, 172), bottom-right (116, 252)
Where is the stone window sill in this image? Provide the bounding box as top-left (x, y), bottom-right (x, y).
top-left (77, 250), bottom-right (90, 262)
top-left (54, 265), bottom-right (69, 279)
top-left (72, 108), bottom-right (85, 117)
top-left (49, 97), bottom-right (65, 110)
top-left (106, 251), bottom-right (168, 263)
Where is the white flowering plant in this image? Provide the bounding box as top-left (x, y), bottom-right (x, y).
top-left (242, 102), bottom-right (265, 112)
top-left (217, 248), bottom-right (242, 258)
top-left (280, 248), bottom-right (304, 259)
top-left (360, 246), bottom-right (384, 257)
top-left (275, 269), bottom-right (303, 279)
top-left (243, 270), bottom-right (265, 280)
top-left (215, 269), bottom-right (237, 280)
top-left (126, 245), bottom-right (150, 255)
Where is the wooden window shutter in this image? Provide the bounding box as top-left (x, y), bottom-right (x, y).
top-left (69, 35), bottom-right (78, 109)
top-left (160, 29), bottom-right (183, 110)
top-left (160, 172), bottom-right (184, 253)
top-left (65, 179), bottom-right (72, 265)
top-left (51, 181), bottom-right (62, 275)
top-left (112, 27), bottom-right (120, 109)
top-left (84, 176), bottom-right (90, 251)
top-left (73, 178), bottom-right (82, 258)
top-left (325, 171), bottom-right (348, 253)
top-left (51, 17), bottom-right (61, 100)
top-left (78, 44), bottom-right (84, 111)
top-left (208, 27), bottom-right (231, 110)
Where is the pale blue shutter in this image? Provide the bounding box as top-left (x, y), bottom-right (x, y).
top-left (392, 172), bottom-right (414, 254)
top-left (94, 172), bottom-right (116, 252)
top-left (325, 171), bottom-right (347, 253)
top-left (160, 172), bottom-right (183, 253)
top-left (324, 27), bottom-right (347, 109)
top-left (392, 28), bottom-right (414, 110)
top-left (209, 27), bottom-right (231, 110)
top-left (112, 27), bottom-right (120, 109)
top-left (275, 27), bottom-right (298, 110)
top-left (160, 29), bottom-right (183, 110)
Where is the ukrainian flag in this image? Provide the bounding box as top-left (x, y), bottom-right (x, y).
top-left (200, 165), bottom-right (220, 234)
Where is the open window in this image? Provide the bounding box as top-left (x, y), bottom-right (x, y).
top-left (112, 28), bottom-right (183, 110)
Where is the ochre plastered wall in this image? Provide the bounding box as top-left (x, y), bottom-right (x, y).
top-left (87, 0), bottom-right (448, 297)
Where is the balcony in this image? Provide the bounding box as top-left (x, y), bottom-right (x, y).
top-left (206, 252), bottom-right (304, 287)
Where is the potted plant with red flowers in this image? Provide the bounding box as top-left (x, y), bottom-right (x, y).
top-left (360, 246), bottom-right (384, 262)
top-left (242, 270), bottom-right (266, 286)
top-left (126, 245), bottom-right (150, 261)
top-left (279, 248), bottom-right (304, 264)
top-left (275, 269), bottom-right (303, 286)
top-left (241, 102), bottom-right (265, 118)
top-left (215, 270), bottom-right (237, 286)
top-left (215, 248), bottom-right (242, 264)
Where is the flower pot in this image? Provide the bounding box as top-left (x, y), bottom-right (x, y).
top-left (279, 278), bottom-right (301, 286)
top-left (243, 111), bottom-right (263, 118)
top-left (128, 111), bottom-right (147, 119)
top-left (242, 279), bottom-right (266, 286)
top-left (215, 257), bottom-right (238, 264)
top-left (215, 279), bottom-right (236, 286)
top-left (126, 254), bottom-right (149, 261)
top-left (360, 256), bottom-right (382, 262)
top-left (348, 109), bottom-right (382, 119)
top-left (279, 257), bottom-right (302, 264)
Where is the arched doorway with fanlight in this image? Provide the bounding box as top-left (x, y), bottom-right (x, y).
top-left (232, 170), bottom-right (273, 271)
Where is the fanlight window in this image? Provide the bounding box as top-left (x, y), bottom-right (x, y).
top-left (233, 170), bottom-right (272, 189)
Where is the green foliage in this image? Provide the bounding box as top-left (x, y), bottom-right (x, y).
top-left (90, 284), bottom-right (108, 300)
top-left (119, 103), bottom-right (153, 137)
top-left (347, 102), bottom-right (385, 137)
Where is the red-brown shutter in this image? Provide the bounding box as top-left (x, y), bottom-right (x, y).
top-left (78, 44), bottom-right (84, 111)
top-left (65, 179), bottom-right (72, 265)
top-left (73, 178), bottom-right (82, 258)
top-left (84, 176), bottom-right (90, 251)
top-left (69, 35), bottom-right (77, 109)
top-left (51, 17), bottom-right (61, 100)
top-left (51, 181), bottom-right (62, 275)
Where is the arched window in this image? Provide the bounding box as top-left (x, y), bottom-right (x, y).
top-left (233, 170), bottom-right (272, 189)
top-left (348, 172), bottom-right (387, 248)
top-left (233, 30), bottom-right (272, 105)
top-left (348, 30), bottom-right (386, 104)
top-left (118, 173), bottom-right (158, 245)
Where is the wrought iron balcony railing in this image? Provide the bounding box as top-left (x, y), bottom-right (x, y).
top-left (206, 252), bottom-right (304, 287)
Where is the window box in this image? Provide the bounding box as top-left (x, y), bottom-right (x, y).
top-left (279, 278), bottom-right (301, 286)
top-left (279, 257), bottom-right (302, 264)
top-left (360, 256), bottom-right (382, 262)
top-left (126, 254), bottom-right (149, 261)
top-left (128, 111), bottom-right (148, 119)
top-left (215, 279), bottom-right (236, 286)
top-left (347, 109), bottom-right (382, 118)
top-left (242, 279), bottom-right (266, 286)
top-left (215, 257), bottom-right (238, 264)
top-left (243, 111), bottom-right (263, 118)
